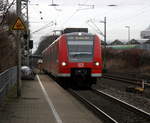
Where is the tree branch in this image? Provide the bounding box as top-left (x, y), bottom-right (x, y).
top-left (0, 0), bottom-right (15, 25)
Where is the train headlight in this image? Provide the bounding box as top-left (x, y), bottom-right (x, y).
top-left (95, 62), bottom-right (100, 66)
top-left (78, 32), bottom-right (82, 36)
top-left (61, 62), bottom-right (67, 66)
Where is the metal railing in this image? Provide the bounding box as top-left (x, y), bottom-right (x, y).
top-left (0, 66), bottom-right (17, 102)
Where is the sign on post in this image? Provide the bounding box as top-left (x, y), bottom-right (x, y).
top-left (12, 16), bottom-right (26, 97)
top-left (12, 17), bottom-right (26, 30)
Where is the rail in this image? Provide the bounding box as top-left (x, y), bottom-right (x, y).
top-left (68, 89), bottom-right (118, 123)
top-left (93, 89), bottom-right (150, 120)
top-left (103, 74), bottom-right (150, 87)
top-left (0, 66), bottom-right (17, 102)
top-left (69, 88), bottom-right (150, 122)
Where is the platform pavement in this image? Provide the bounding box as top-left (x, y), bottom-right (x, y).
top-left (0, 73), bottom-right (103, 123)
top-left (0, 76), bottom-right (57, 123)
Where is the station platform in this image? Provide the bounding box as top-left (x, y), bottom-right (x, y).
top-left (0, 74), bottom-right (103, 123)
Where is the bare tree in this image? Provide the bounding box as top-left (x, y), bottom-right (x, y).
top-left (0, 0), bottom-right (15, 25)
top-left (0, 0), bottom-right (4, 11)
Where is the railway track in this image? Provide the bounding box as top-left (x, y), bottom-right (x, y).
top-left (103, 74), bottom-right (150, 87)
top-left (69, 88), bottom-right (150, 123)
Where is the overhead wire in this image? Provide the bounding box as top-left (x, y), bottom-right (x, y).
top-left (108, 4), bottom-right (149, 23)
top-left (84, 1), bottom-right (150, 36)
top-left (30, 0), bottom-right (62, 34)
top-left (31, 1), bottom-right (150, 35)
top-left (86, 21), bottom-right (103, 37)
top-left (87, 19), bottom-right (104, 36)
top-left (110, 5), bottom-right (150, 24)
top-left (95, 0), bottom-right (125, 17)
top-left (83, 0), bottom-right (124, 34)
top-left (29, 2), bottom-right (58, 34)
top-left (31, 0), bottom-right (117, 33)
top-left (59, 0), bottom-right (94, 28)
top-left (31, 21), bottom-right (55, 34)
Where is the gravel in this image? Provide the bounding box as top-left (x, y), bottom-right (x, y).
top-left (94, 78), bottom-right (150, 114)
top-left (77, 90), bottom-right (150, 123)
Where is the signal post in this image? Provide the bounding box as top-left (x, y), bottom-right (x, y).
top-left (12, 0), bottom-right (26, 97)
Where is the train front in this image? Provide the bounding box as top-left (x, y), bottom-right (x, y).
top-left (59, 32), bottom-right (102, 87)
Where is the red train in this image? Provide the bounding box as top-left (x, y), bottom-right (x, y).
top-left (42, 32), bottom-right (102, 87)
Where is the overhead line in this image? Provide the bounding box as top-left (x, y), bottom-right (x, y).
top-left (31, 21), bottom-right (54, 34)
top-left (110, 5), bottom-right (150, 24)
top-left (58, 0), bottom-right (95, 29)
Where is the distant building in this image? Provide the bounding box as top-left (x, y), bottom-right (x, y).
top-left (144, 39), bottom-right (150, 44)
top-left (110, 39), bottom-right (124, 45)
top-left (126, 39), bottom-right (140, 44)
top-left (141, 25), bottom-right (150, 39)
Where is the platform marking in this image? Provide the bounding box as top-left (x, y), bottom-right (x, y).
top-left (37, 75), bottom-right (63, 123)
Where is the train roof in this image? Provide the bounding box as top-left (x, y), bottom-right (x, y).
top-left (42, 32), bottom-right (96, 54)
top-left (63, 28), bottom-right (88, 33)
top-left (64, 32), bottom-right (94, 36)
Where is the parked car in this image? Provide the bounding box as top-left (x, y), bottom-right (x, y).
top-left (21, 66), bottom-right (35, 80)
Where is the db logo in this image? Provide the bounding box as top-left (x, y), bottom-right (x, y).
top-left (78, 63), bottom-right (84, 67)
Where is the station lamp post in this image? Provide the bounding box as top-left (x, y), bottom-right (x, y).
top-left (100, 17), bottom-right (107, 71)
top-left (100, 17), bottom-right (107, 48)
top-left (49, 0), bottom-right (59, 6)
top-left (125, 26), bottom-right (130, 42)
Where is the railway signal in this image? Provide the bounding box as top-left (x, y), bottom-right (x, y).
top-left (29, 40), bottom-right (33, 49)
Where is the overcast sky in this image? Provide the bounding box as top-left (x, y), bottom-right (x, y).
top-left (26, 0), bottom-right (150, 51)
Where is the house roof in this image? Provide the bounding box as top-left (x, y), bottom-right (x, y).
top-left (126, 39), bottom-right (140, 44)
top-left (144, 40), bottom-right (150, 44)
top-left (110, 40), bottom-right (124, 45)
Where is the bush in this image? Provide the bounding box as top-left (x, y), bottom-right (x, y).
top-left (104, 48), bottom-right (150, 70)
top-left (0, 12), bottom-right (17, 73)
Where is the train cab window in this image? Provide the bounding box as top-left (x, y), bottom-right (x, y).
top-left (67, 34), bottom-right (94, 62)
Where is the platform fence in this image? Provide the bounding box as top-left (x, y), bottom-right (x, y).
top-left (0, 66), bottom-right (17, 103)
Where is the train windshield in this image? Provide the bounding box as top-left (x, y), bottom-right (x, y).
top-left (67, 35), bottom-right (94, 62)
